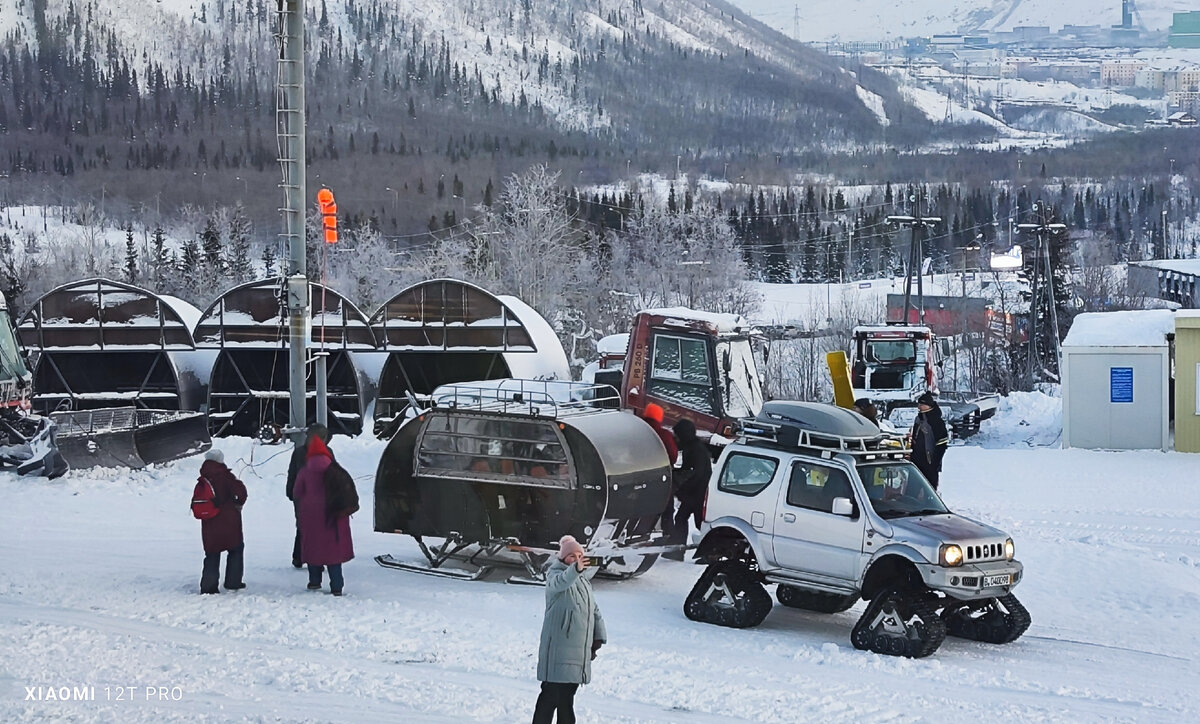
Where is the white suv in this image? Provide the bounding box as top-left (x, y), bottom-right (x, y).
top-left (684, 401), bottom-right (1029, 658)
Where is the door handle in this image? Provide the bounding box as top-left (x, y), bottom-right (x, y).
top-left (782, 512), bottom-right (796, 523)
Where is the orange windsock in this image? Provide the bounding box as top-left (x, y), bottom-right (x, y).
top-left (317, 188), bottom-right (338, 244)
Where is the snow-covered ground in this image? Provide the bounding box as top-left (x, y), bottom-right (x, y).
top-left (2, 392), bottom-right (1198, 722)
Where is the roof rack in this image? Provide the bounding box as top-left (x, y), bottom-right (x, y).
top-left (428, 380), bottom-right (620, 421)
top-left (737, 417), bottom-right (909, 457)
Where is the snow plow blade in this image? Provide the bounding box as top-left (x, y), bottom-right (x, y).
top-left (50, 407), bottom-right (212, 470)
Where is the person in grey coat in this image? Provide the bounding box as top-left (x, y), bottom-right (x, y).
top-left (533, 535), bottom-right (607, 724)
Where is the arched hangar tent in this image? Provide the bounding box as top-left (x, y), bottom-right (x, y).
top-left (15, 278), bottom-right (212, 469)
top-left (368, 279), bottom-right (570, 436)
top-left (195, 279), bottom-right (376, 437)
top-left (17, 278), bottom-right (205, 413)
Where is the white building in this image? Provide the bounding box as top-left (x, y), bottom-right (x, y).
top-left (1061, 310), bottom-right (1174, 451)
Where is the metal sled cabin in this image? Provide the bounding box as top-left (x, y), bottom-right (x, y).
top-left (368, 279), bottom-right (570, 438)
top-left (194, 279), bottom-right (376, 437)
top-left (374, 380), bottom-right (672, 580)
top-left (15, 278), bottom-right (211, 469)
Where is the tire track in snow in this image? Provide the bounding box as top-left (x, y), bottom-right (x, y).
top-left (0, 599), bottom-right (743, 723)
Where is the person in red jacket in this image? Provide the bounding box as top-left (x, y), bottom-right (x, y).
top-left (643, 404), bottom-right (680, 540)
top-left (642, 403), bottom-right (678, 464)
top-left (294, 436), bottom-right (354, 596)
top-left (198, 449), bottom-right (248, 594)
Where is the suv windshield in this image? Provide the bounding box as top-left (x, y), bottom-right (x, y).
top-left (857, 461), bottom-right (948, 519)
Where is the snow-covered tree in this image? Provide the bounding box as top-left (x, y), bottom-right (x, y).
top-left (124, 224), bottom-right (138, 283)
top-left (227, 204), bottom-right (253, 284)
top-left (475, 164), bottom-right (594, 327)
top-left (611, 204), bottom-right (757, 317)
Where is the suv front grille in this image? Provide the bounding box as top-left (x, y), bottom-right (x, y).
top-left (964, 542), bottom-right (1004, 563)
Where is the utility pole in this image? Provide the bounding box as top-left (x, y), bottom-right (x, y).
top-left (279, 0), bottom-right (309, 440)
top-left (888, 190), bottom-right (941, 325)
top-left (1163, 206), bottom-right (1169, 258)
top-left (847, 223), bottom-right (854, 282)
top-left (1016, 200), bottom-right (1067, 387)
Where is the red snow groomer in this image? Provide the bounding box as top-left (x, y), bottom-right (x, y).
top-left (613, 308), bottom-right (764, 447)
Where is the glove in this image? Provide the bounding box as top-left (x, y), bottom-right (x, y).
top-left (590, 640), bottom-right (603, 661)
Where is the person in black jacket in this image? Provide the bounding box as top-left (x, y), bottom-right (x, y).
top-left (286, 423), bottom-right (330, 568)
top-left (667, 419), bottom-right (712, 558)
top-left (910, 392), bottom-right (949, 490)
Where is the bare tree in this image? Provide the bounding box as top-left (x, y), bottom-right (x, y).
top-left (611, 204), bottom-right (757, 316)
top-left (477, 164), bottom-right (593, 319)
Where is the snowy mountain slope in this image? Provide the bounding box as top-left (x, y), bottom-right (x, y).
top-left (729, 0), bottom-right (1196, 43)
top-left (13, 0), bottom-right (885, 137)
top-left (1, 394), bottom-right (1198, 722)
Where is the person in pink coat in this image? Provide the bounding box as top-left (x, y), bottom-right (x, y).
top-left (293, 436), bottom-right (354, 595)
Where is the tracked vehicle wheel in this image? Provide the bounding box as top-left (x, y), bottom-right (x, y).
top-left (683, 562), bottom-right (772, 629)
top-left (776, 585), bottom-right (858, 613)
top-left (850, 587), bottom-right (946, 658)
top-left (942, 593), bottom-right (1031, 644)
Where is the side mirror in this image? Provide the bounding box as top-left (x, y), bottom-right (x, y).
top-left (831, 497), bottom-right (854, 516)
top-left (723, 348), bottom-right (732, 373)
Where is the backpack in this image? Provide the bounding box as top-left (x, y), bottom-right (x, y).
top-left (191, 477), bottom-right (220, 520)
top-left (324, 460), bottom-right (359, 519)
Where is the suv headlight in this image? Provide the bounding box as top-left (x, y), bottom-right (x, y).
top-left (939, 544), bottom-right (963, 567)
top-left (1004, 538), bottom-right (1015, 560)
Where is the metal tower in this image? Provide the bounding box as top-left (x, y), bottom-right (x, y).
top-left (277, 0), bottom-right (308, 437)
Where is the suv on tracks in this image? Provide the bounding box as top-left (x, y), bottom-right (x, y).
top-left (684, 401), bottom-right (1030, 658)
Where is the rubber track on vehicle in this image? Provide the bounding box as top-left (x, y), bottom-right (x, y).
top-left (943, 593), bottom-right (1031, 644)
top-left (851, 589), bottom-right (947, 658)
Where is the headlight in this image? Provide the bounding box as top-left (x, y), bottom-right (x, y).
top-left (1004, 538), bottom-right (1015, 560)
top-left (939, 544), bottom-right (963, 567)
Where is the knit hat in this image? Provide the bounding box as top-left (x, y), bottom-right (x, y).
top-left (643, 403), bottom-right (664, 424)
top-left (204, 448), bottom-right (224, 464)
top-left (916, 391), bottom-right (936, 408)
top-left (558, 534), bottom-right (584, 562)
top-left (306, 435), bottom-right (332, 460)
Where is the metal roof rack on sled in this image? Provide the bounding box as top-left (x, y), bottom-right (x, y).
top-left (426, 379), bottom-right (620, 421)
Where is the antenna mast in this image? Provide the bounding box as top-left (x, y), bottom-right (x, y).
top-left (278, 0), bottom-right (308, 438)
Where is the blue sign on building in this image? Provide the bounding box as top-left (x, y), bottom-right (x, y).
top-left (1110, 367), bottom-right (1134, 403)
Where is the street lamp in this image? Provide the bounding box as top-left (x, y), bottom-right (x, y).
top-left (385, 186), bottom-right (398, 210)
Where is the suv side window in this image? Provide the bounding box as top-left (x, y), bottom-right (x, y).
top-left (717, 453), bottom-right (778, 497)
top-left (786, 462), bottom-right (853, 514)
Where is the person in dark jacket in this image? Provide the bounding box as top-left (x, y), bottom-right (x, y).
top-left (853, 398), bottom-right (879, 426)
top-left (198, 449), bottom-right (248, 594)
top-left (533, 535), bottom-right (607, 724)
top-left (910, 392), bottom-right (949, 490)
top-left (669, 419), bottom-right (711, 553)
top-left (294, 435), bottom-right (353, 595)
top-left (286, 423), bottom-right (330, 568)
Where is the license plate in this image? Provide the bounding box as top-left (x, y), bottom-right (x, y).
top-left (982, 574), bottom-right (1011, 588)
